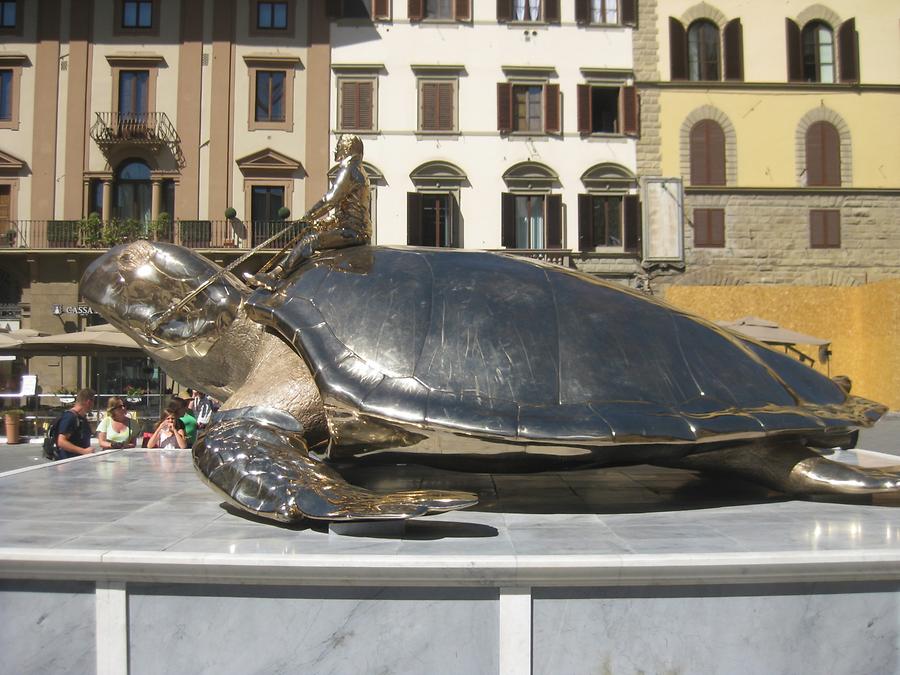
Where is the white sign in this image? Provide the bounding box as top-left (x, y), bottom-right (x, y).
top-left (21, 375), bottom-right (37, 396)
top-left (641, 178), bottom-right (684, 263)
top-left (52, 304), bottom-right (96, 316)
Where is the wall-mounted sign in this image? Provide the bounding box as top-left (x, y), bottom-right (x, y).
top-left (52, 304), bottom-right (96, 316)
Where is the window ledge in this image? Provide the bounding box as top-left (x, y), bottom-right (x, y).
top-left (415, 130), bottom-right (460, 138)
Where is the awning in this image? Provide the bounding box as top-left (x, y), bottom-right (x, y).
top-left (1, 326), bottom-right (143, 356)
top-left (716, 316), bottom-right (830, 346)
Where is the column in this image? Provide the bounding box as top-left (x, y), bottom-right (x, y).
top-left (151, 179), bottom-right (162, 221)
top-left (102, 180), bottom-right (112, 221)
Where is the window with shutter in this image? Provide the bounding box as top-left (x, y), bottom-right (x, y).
top-left (372, 0), bottom-right (391, 20)
top-left (419, 79), bottom-right (456, 132)
top-left (688, 20), bottom-right (721, 81)
top-left (339, 78), bottom-right (376, 131)
top-left (802, 21), bottom-right (834, 83)
top-left (546, 194), bottom-right (562, 248)
top-left (408, 192), bottom-right (457, 246)
top-left (810, 209), bottom-right (840, 248)
top-left (579, 194), bottom-right (624, 249)
top-left (407, 192), bottom-right (423, 245)
top-left (454, 0), bottom-right (471, 21)
top-left (805, 121), bottom-right (841, 186)
top-left (622, 85), bottom-right (638, 135)
top-left (502, 193), bottom-right (553, 249)
top-left (690, 120), bottom-right (726, 186)
top-left (513, 84), bottom-right (543, 132)
top-left (578, 0), bottom-right (620, 25)
top-left (497, 82), bottom-right (512, 132)
top-left (502, 0), bottom-right (546, 22)
top-left (544, 84), bottom-right (560, 134)
top-left (623, 194), bottom-right (641, 253)
top-left (692, 208), bottom-right (725, 247)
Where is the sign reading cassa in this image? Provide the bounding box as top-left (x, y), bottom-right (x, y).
top-left (52, 304), bottom-right (96, 316)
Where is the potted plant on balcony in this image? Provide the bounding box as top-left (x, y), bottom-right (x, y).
top-left (79, 212), bottom-right (104, 248)
top-left (149, 212), bottom-right (173, 242)
top-left (4, 408), bottom-right (24, 444)
top-left (56, 388), bottom-right (76, 405)
top-left (277, 207), bottom-right (291, 221)
top-left (103, 218), bottom-right (143, 246)
top-left (125, 386), bottom-right (145, 405)
top-left (3, 229), bottom-right (17, 248)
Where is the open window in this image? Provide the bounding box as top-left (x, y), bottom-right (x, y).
top-left (497, 80), bottom-right (560, 135)
top-left (577, 75), bottom-right (638, 135)
top-left (501, 162), bottom-right (562, 249)
top-left (577, 163), bottom-right (640, 253)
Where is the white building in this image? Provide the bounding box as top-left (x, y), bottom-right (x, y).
top-left (329, 0), bottom-right (646, 275)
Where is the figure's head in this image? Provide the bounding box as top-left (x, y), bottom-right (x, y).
top-left (80, 240), bottom-right (247, 363)
top-left (334, 134), bottom-right (363, 162)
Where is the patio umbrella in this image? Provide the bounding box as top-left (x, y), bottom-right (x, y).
top-left (15, 327), bottom-right (142, 356)
top-left (716, 316), bottom-right (831, 365)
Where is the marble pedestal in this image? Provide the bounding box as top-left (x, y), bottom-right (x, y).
top-left (1, 449), bottom-right (899, 674)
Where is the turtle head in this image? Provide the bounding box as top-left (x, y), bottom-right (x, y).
top-left (81, 240), bottom-right (248, 363)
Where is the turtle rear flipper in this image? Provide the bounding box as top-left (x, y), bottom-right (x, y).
top-left (194, 412), bottom-right (477, 522)
top-left (662, 442), bottom-right (900, 495)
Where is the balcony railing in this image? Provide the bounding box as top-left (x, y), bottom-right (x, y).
top-left (0, 219), bottom-right (303, 251)
top-left (90, 112), bottom-right (184, 167)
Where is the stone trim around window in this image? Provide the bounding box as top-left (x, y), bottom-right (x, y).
top-left (679, 2), bottom-right (727, 28)
top-left (0, 54), bottom-right (26, 130)
top-left (248, 0), bottom-right (297, 39)
top-left (679, 105), bottom-right (737, 186)
top-left (794, 4), bottom-right (842, 30)
top-left (795, 107), bottom-right (852, 187)
top-left (112, 0), bottom-right (161, 38)
top-left (244, 56), bottom-right (300, 133)
top-left (109, 62), bottom-right (159, 116)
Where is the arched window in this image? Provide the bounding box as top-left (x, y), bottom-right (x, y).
top-left (688, 20), bottom-right (720, 81)
top-left (805, 121), bottom-right (841, 186)
top-left (114, 159), bottom-right (152, 222)
top-left (801, 21), bottom-right (834, 83)
top-left (689, 120), bottom-right (726, 186)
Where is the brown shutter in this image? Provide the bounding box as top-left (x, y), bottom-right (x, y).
top-left (496, 0), bottom-right (511, 22)
top-left (574, 0), bottom-right (589, 24)
top-left (454, 0), bottom-right (471, 21)
top-left (577, 84), bottom-right (591, 134)
top-left (710, 208), bottom-right (725, 247)
top-left (806, 122), bottom-right (840, 186)
top-left (786, 19), bottom-right (802, 82)
top-left (544, 84), bottom-right (560, 134)
top-left (826, 210), bottom-right (841, 247)
top-left (578, 194), bottom-right (593, 251)
top-left (438, 82), bottom-right (454, 130)
top-left (809, 210), bottom-right (824, 247)
top-left (357, 80), bottom-right (373, 129)
top-left (407, 193), bottom-right (423, 245)
top-left (501, 193), bottom-right (516, 247)
top-left (497, 82), bottom-right (512, 132)
top-left (669, 18), bottom-right (687, 80)
top-left (372, 0), bottom-right (391, 19)
top-left (326, 0), bottom-right (343, 19)
top-left (620, 0), bottom-right (636, 27)
top-left (723, 18), bottom-right (744, 81)
top-left (546, 194), bottom-right (562, 249)
top-left (340, 81), bottom-right (357, 129)
top-left (622, 85), bottom-right (639, 136)
top-left (421, 82), bottom-right (436, 130)
top-left (623, 195), bottom-right (641, 254)
top-left (408, 0), bottom-right (424, 21)
top-left (692, 208), bottom-right (708, 246)
top-left (544, 0), bottom-right (560, 23)
top-left (690, 120), bottom-right (725, 186)
top-left (838, 18), bottom-right (859, 83)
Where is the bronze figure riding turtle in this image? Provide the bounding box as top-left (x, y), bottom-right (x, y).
top-left (80, 240), bottom-right (899, 523)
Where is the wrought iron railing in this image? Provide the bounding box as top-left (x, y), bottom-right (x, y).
top-left (0, 219), bottom-right (300, 251)
top-left (90, 112), bottom-right (184, 167)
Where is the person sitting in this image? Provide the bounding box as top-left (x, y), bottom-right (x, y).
top-left (244, 134), bottom-right (371, 290)
top-left (97, 397), bottom-right (136, 450)
top-left (55, 388), bottom-right (96, 458)
top-left (147, 405), bottom-right (188, 449)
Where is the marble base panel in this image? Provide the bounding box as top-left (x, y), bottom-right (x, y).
top-left (533, 582), bottom-right (900, 675)
top-left (128, 584), bottom-right (498, 675)
top-left (2, 450), bottom-right (900, 674)
top-left (0, 580), bottom-right (97, 675)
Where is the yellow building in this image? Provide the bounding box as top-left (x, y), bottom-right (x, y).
top-left (634, 0), bottom-right (900, 407)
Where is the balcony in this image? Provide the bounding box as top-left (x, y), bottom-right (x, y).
top-left (0, 220), bottom-right (303, 251)
top-left (90, 112), bottom-right (184, 167)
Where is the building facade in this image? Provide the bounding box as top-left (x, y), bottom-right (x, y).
top-left (0, 0), bottom-right (898, 405)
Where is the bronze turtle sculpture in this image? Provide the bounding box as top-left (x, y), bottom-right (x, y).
top-left (80, 240), bottom-right (899, 523)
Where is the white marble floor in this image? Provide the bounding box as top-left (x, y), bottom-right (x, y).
top-left (0, 448), bottom-right (898, 559)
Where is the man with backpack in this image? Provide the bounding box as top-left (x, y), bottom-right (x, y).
top-left (52, 388), bottom-right (96, 459)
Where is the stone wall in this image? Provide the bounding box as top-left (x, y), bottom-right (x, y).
top-left (634, 0), bottom-right (661, 177)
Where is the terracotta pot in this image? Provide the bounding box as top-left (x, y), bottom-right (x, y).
top-left (4, 415), bottom-right (21, 444)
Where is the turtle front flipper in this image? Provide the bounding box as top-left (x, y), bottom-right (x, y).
top-left (193, 407), bottom-right (477, 522)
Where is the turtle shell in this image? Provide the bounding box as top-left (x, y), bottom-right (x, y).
top-left (245, 246), bottom-right (884, 447)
